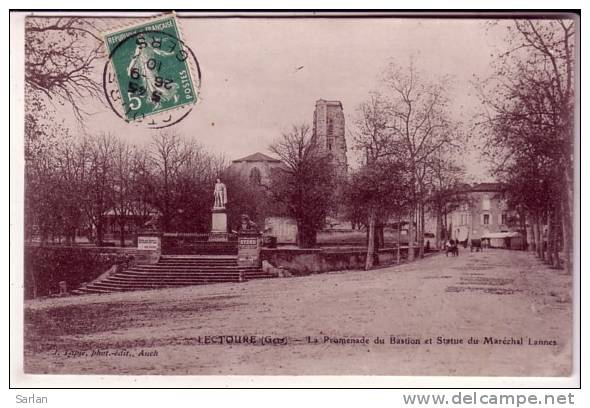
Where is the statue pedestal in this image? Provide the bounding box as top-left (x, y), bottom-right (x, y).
top-left (211, 208), bottom-right (228, 233)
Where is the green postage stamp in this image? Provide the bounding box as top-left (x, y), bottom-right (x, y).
top-left (103, 15), bottom-right (200, 125)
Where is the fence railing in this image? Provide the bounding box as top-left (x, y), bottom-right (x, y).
top-left (161, 232), bottom-right (237, 239)
top-left (161, 232), bottom-right (238, 255)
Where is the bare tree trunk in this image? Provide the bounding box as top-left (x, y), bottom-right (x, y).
top-left (366, 208), bottom-right (376, 270)
top-left (561, 188), bottom-right (572, 275)
top-left (519, 209), bottom-right (527, 251)
top-left (408, 208), bottom-right (415, 262)
top-left (396, 213), bottom-right (402, 263)
top-left (529, 220), bottom-right (536, 252)
top-left (532, 216), bottom-right (539, 256)
top-left (534, 214), bottom-right (543, 260)
top-left (28, 266), bottom-right (38, 299)
top-left (374, 220), bottom-right (382, 266)
top-left (546, 210), bottom-right (553, 265)
top-left (562, 161), bottom-right (574, 234)
top-left (96, 217), bottom-right (104, 247)
top-left (552, 208), bottom-right (561, 269)
top-left (374, 221), bottom-right (383, 251)
top-left (297, 223), bottom-right (316, 248)
top-left (119, 220), bottom-right (126, 247)
top-left (435, 208), bottom-right (441, 250)
top-left (443, 205), bottom-right (448, 242)
top-left (419, 203), bottom-right (425, 258)
top-left (422, 205), bottom-right (426, 253)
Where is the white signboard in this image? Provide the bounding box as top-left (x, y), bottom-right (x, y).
top-left (138, 236), bottom-right (160, 251)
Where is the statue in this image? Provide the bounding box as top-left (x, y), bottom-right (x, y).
top-left (213, 178), bottom-right (227, 209)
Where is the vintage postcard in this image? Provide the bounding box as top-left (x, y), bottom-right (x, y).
top-left (10, 10), bottom-right (579, 387)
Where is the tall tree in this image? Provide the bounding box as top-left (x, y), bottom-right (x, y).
top-left (148, 131), bottom-right (190, 232)
top-left (147, 131), bottom-right (226, 232)
top-left (53, 135), bottom-right (87, 244)
top-left (478, 19), bottom-right (575, 271)
top-left (111, 138), bottom-right (135, 246)
top-left (345, 160), bottom-right (408, 269)
top-left (80, 133), bottom-right (116, 246)
top-left (350, 94), bottom-right (404, 251)
top-left (128, 147), bottom-right (158, 231)
top-left (268, 124), bottom-right (336, 248)
top-left (24, 17), bottom-right (108, 243)
top-left (382, 61), bottom-right (460, 259)
top-left (222, 169), bottom-right (271, 230)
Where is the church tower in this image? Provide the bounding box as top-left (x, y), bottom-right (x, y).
top-left (312, 99), bottom-right (348, 177)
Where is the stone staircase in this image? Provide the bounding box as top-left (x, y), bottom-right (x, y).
top-left (73, 255), bottom-right (274, 295)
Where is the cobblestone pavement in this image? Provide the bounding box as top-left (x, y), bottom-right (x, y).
top-left (24, 249), bottom-right (573, 376)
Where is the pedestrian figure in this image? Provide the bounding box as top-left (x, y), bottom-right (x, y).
top-left (445, 239), bottom-right (458, 257)
top-left (470, 239), bottom-right (482, 252)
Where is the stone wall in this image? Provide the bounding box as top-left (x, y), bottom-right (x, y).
top-left (261, 246), bottom-right (418, 276)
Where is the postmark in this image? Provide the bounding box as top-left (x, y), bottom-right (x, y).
top-left (102, 15), bottom-right (201, 128)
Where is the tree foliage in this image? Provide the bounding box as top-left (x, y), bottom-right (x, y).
top-left (477, 19), bottom-right (575, 270)
top-left (267, 124), bottom-right (336, 248)
top-left (349, 62), bottom-right (463, 259)
top-left (24, 130), bottom-right (269, 244)
top-left (344, 159), bottom-right (409, 269)
top-left (25, 17), bottom-right (106, 123)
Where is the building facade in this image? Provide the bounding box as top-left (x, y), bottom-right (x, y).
top-left (446, 183), bottom-right (519, 244)
top-left (312, 99), bottom-right (348, 177)
top-left (227, 152), bottom-right (283, 186)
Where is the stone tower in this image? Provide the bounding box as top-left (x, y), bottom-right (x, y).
top-left (312, 99), bottom-right (348, 177)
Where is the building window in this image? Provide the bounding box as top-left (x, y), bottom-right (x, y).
top-left (482, 195), bottom-right (491, 211)
top-left (483, 214), bottom-right (490, 225)
top-left (501, 212), bottom-right (507, 225)
top-left (249, 167), bottom-right (262, 184)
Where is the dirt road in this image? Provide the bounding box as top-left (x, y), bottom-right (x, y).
top-left (24, 249), bottom-right (573, 376)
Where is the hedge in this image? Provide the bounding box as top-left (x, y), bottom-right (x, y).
top-left (24, 246), bottom-right (132, 299)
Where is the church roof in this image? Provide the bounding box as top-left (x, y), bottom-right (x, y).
top-left (232, 152), bottom-right (281, 163)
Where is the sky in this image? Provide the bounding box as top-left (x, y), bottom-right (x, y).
top-left (53, 15), bottom-right (512, 180)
